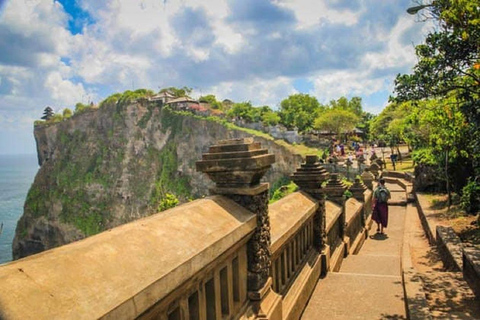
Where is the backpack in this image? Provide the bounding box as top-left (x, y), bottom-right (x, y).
top-left (377, 188), bottom-right (389, 203)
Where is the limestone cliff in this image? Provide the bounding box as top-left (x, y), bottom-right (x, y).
top-left (13, 100), bottom-right (302, 259)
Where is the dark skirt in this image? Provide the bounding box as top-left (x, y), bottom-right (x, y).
top-left (372, 202), bottom-right (389, 228)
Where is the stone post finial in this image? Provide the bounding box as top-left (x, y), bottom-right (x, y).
top-left (349, 178), bottom-right (367, 202)
top-left (370, 152), bottom-right (378, 161)
top-left (324, 173), bottom-right (347, 205)
top-left (196, 137), bottom-right (275, 192)
top-left (291, 155), bottom-right (329, 195)
top-left (360, 169), bottom-right (375, 190)
top-left (196, 138), bottom-right (280, 316)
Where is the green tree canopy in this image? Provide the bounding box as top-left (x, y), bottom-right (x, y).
top-left (278, 94), bottom-right (323, 132)
top-left (328, 96), bottom-right (363, 117)
top-left (314, 108), bottom-right (359, 138)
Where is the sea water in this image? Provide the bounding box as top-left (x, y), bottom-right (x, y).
top-left (0, 154), bottom-right (38, 264)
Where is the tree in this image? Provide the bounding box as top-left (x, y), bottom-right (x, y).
top-left (278, 94), bottom-right (323, 132)
top-left (261, 111), bottom-right (280, 126)
top-left (63, 108), bottom-right (73, 119)
top-left (329, 96), bottom-right (363, 117)
top-left (41, 106), bottom-right (54, 120)
top-left (226, 102), bottom-right (255, 122)
top-left (314, 109), bottom-right (359, 138)
top-left (393, 0), bottom-right (480, 174)
top-left (199, 94), bottom-right (223, 110)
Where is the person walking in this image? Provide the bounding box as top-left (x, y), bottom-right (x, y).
top-left (372, 178), bottom-right (391, 234)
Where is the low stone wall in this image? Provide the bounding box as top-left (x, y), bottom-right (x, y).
top-left (436, 226), bottom-right (463, 271)
top-left (463, 247), bottom-right (480, 299)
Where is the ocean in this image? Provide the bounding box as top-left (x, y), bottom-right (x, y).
top-left (0, 154), bottom-right (38, 264)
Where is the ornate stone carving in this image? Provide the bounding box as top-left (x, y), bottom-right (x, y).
top-left (225, 191), bottom-right (270, 291)
top-left (196, 138), bottom-right (275, 292)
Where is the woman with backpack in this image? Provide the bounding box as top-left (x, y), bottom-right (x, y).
top-left (372, 178), bottom-right (391, 234)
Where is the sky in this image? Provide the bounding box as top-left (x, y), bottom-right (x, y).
top-left (0, 0), bottom-right (431, 155)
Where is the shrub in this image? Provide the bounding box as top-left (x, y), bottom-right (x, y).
top-left (158, 193), bottom-right (179, 212)
top-left (460, 179), bottom-right (480, 214)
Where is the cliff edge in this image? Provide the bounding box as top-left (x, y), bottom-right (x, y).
top-left (13, 100), bottom-right (302, 259)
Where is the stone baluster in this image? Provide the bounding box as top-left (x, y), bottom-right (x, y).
top-left (291, 155), bottom-right (329, 252)
top-left (196, 137), bottom-right (281, 318)
top-left (324, 173), bottom-right (348, 241)
top-left (361, 169), bottom-right (375, 190)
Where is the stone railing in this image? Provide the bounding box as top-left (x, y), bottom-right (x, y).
top-left (0, 138), bottom-right (376, 320)
top-left (0, 196), bottom-right (256, 319)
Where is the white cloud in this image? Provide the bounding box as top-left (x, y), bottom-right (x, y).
top-left (0, 0), bottom-right (428, 153)
top-left (44, 72), bottom-right (86, 105)
top-left (277, 0), bottom-right (360, 29)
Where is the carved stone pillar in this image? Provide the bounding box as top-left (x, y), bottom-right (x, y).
top-left (349, 178), bottom-right (368, 227)
top-left (369, 163), bottom-right (381, 179)
top-left (361, 169), bottom-right (375, 190)
top-left (291, 155), bottom-right (329, 252)
top-left (196, 138), bottom-right (281, 319)
top-left (349, 178), bottom-right (367, 202)
top-left (324, 173), bottom-right (347, 237)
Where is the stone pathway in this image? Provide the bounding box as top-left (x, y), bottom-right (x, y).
top-left (302, 185), bottom-right (407, 320)
top-left (302, 181), bottom-right (480, 319)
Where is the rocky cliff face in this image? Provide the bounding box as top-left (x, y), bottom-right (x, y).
top-left (13, 101), bottom-right (302, 259)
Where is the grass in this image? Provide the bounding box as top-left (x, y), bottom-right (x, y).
top-left (274, 140), bottom-right (322, 158)
top-left (384, 157), bottom-right (414, 172)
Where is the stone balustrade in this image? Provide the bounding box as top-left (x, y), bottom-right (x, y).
top-left (0, 138), bottom-right (375, 320)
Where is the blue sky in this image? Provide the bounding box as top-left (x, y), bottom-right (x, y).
top-left (0, 0), bottom-right (430, 154)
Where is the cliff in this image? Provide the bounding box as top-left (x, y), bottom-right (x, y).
top-left (13, 100), bottom-right (303, 259)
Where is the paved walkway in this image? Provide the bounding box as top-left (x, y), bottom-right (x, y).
top-left (302, 183), bottom-right (408, 320)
